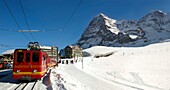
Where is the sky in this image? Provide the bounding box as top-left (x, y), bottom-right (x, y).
top-left (0, 0), bottom-right (170, 54)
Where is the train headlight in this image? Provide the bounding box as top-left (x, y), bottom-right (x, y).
top-left (16, 70), bottom-right (20, 73)
top-left (33, 70), bottom-right (37, 73)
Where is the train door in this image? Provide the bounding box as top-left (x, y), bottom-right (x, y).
top-left (31, 51), bottom-right (40, 70)
top-left (26, 52), bottom-right (31, 69)
top-left (42, 53), bottom-right (47, 72)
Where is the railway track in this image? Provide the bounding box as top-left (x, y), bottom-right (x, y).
top-left (8, 81), bottom-right (38, 90)
top-left (0, 69), bottom-right (51, 90)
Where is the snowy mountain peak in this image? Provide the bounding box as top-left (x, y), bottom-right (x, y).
top-left (96, 13), bottom-right (109, 19)
top-left (98, 13), bottom-right (107, 18)
top-left (76, 13), bottom-right (119, 48)
top-left (95, 13), bottom-right (116, 23)
top-left (76, 11), bottom-right (170, 49)
top-left (139, 10), bottom-right (168, 23)
top-left (147, 10), bottom-right (168, 18)
top-left (150, 10), bottom-right (167, 16)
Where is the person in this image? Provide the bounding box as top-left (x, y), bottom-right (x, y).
top-left (4, 62), bottom-right (7, 69)
top-left (0, 63), bottom-right (2, 69)
top-left (7, 62), bottom-right (11, 69)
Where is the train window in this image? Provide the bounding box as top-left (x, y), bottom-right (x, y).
top-left (43, 55), bottom-right (46, 61)
top-left (26, 53), bottom-right (30, 62)
top-left (32, 52), bottom-right (39, 62)
top-left (17, 52), bottom-right (24, 62)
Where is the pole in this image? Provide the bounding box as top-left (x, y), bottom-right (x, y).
top-left (81, 49), bottom-right (83, 69)
top-left (82, 57), bottom-right (83, 69)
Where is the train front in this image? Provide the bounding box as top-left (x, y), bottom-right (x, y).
top-left (12, 42), bottom-right (48, 81)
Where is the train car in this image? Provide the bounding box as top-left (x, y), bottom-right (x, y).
top-left (12, 42), bottom-right (58, 81)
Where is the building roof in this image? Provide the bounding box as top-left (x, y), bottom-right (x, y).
top-left (40, 46), bottom-right (52, 50)
top-left (2, 49), bottom-right (15, 55)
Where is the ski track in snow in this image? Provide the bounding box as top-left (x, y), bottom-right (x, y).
top-left (60, 64), bottom-right (123, 90)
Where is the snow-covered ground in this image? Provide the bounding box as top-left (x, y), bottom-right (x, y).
top-left (0, 42), bottom-right (170, 90)
top-left (56, 42), bottom-right (170, 90)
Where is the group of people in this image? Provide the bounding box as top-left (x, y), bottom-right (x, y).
top-left (0, 62), bottom-right (12, 69)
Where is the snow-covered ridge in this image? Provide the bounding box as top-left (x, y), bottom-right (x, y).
top-left (84, 41), bottom-right (170, 56)
top-left (76, 10), bottom-right (170, 49)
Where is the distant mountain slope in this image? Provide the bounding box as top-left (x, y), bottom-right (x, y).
top-left (76, 10), bottom-right (170, 49)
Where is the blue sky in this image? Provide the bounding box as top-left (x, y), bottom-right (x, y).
top-left (0, 0), bottom-right (170, 54)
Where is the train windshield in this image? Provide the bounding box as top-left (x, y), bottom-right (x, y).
top-left (32, 52), bottom-right (39, 62)
top-left (26, 52), bottom-right (30, 62)
top-left (17, 52), bottom-right (24, 62)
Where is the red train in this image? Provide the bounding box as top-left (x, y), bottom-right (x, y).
top-left (12, 42), bottom-right (58, 81)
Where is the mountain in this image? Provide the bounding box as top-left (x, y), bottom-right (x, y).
top-left (76, 10), bottom-right (170, 49)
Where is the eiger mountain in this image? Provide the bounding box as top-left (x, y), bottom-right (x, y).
top-left (76, 10), bottom-right (170, 49)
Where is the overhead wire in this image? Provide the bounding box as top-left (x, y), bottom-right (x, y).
top-left (19, 0), bottom-right (36, 41)
top-left (1, 0), bottom-right (50, 50)
top-left (53, 0), bottom-right (84, 48)
top-left (0, 28), bottom-right (16, 31)
top-left (3, 0), bottom-right (31, 41)
top-left (0, 44), bottom-right (24, 48)
top-left (2, 0), bottom-right (84, 47)
top-left (0, 44), bottom-right (25, 54)
top-left (62, 0), bottom-right (84, 31)
top-left (0, 28), bottom-right (46, 32)
top-left (53, 0), bottom-right (84, 47)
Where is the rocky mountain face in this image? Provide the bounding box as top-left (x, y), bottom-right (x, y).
top-left (76, 10), bottom-right (170, 49)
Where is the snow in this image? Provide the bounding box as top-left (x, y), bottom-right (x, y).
top-left (49, 42), bottom-right (170, 90)
top-left (129, 35), bottom-right (138, 39)
top-left (103, 13), bottom-right (120, 34)
top-left (0, 42), bottom-right (170, 90)
top-left (75, 42), bottom-right (170, 90)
